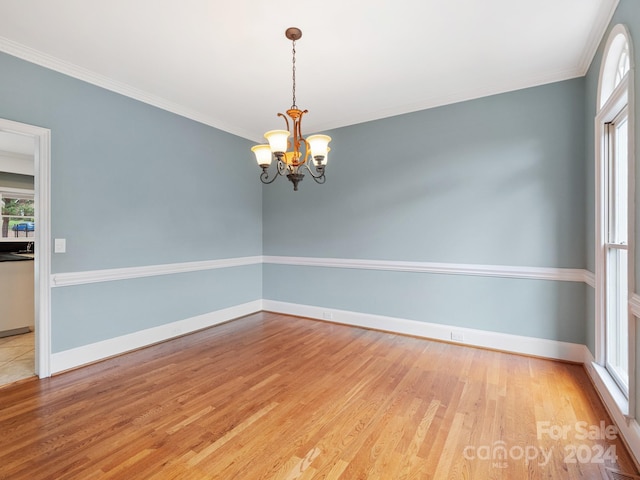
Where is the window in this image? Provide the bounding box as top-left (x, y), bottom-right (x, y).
top-left (615, 42), bottom-right (630, 88)
top-left (0, 190), bottom-right (34, 240)
top-left (604, 107), bottom-right (629, 392)
top-left (596, 24), bottom-right (634, 406)
top-left (599, 26), bottom-right (632, 110)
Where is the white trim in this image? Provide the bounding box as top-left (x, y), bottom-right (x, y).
top-left (0, 37), bottom-right (257, 141)
top-left (594, 23), bottom-right (636, 418)
top-left (577, 0), bottom-right (620, 76)
top-left (51, 256), bottom-right (263, 287)
top-left (47, 296), bottom-right (586, 372)
top-left (595, 107), bottom-right (607, 363)
top-left (626, 35), bottom-right (637, 421)
top-left (34, 125), bottom-right (51, 379)
top-left (0, 186), bottom-right (34, 196)
top-left (263, 255), bottom-right (591, 284)
top-left (308, 69), bottom-right (587, 137)
top-left (598, 24), bottom-right (635, 109)
top-left (0, 151), bottom-right (34, 175)
top-left (49, 255), bottom-right (594, 288)
top-left (0, 118), bottom-right (51, 379)
top-left (262, 300), bottom-right (587, 363)
top-left (583, 349), bottom-right (640, 466)
top-left (0, 3), bottom-right (618, 145)
top-left (50, 300), bottom-right (262, 374)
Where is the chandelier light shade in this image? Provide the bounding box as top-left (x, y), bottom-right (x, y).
top-left (251, 27), bottom-right (332, 191)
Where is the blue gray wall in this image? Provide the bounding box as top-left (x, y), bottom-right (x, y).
top-left (584, 0), bottom-right (640, 353)
top-left (3, 1), bottom-right (639, 355)
top-left (263, 80), bottom-right (588, 344)
top-left (0, 51), bottom-right (262, 352)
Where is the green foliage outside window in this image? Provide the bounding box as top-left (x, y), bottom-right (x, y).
top-left (1, 197), bottom-right (35, 238)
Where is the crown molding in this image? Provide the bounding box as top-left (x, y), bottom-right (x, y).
top-left (309, 67), bottom-right (586, 134)
top-left (1, 21), bottom-right (607, 142)
top-left (0, 36), bottom-right (257, 141)
top-left (576, 0), bottom-right (620, 75)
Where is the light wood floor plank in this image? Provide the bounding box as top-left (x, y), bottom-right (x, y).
top-left (0, 311), bottom-right (638, 479)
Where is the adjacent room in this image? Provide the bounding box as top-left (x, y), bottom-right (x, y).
top-left (1, 0), bottom-right (640, 478)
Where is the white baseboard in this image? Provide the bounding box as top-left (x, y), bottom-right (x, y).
top-left (50, 300), bottom-right (262, 374)
top-left (265, 300), bottom-right (640, 465)
top-left (50, 298), bottom-right (586, 374)
top-left (262, 300), bottom-right (587, 363)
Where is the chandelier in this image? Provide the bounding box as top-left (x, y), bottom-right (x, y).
top-left (251, 27), bottom-right (331, 191)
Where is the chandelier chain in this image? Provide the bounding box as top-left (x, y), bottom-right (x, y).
top-left (291, 39), bottom-right (297, 109)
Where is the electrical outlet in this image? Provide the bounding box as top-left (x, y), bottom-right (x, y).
top-left (323, 311), bottom-right (333, 320)
top-left (451, 331), bottom-right (464, 342)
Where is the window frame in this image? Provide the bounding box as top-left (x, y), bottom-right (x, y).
top-left (604, 107), bottom-right (630, 394)
top-left (595, 23), bottom-right (635, 418)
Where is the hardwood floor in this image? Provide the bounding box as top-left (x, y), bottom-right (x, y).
top-left (0, 312), bottom-right (638, 479)
top-left (0, 331), bottom-right (35, 386)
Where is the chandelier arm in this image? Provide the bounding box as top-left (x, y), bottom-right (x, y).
top-left (311, 174), bottom-right (326, 185)
top-left (303, 163), bottom-right (326, 183)
top-left (296, 111), bottom-right (308, 141)
top-left (293, 126), bottom-right (302, 164)
top-left (300, 137), bottom-right (311, 165)
top-left (276, 157), bottom-right (288, 175)
top-left (277, 113), bottom-right (290, 133)
top-left (297, 112), bottom-right (307, 162)
top-left (260, 166), bottom-right (280, 185)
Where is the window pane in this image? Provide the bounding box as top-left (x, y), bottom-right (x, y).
top-left (604, 110), bottom-right (629, 395)
top-left (0, 195), bottom-right (35, 239)
top-left (613, 116), bottom-right (628, 243)
top-left (614, 44), bottom-right (630, 87)
top-left (606, 247), bottom-right (629, 390)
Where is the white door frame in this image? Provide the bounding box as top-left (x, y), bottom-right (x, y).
top-left (0, 117), bottom-right (51, 378)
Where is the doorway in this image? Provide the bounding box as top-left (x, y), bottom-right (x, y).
top-left (0, 118), bottom-right (51, 381)
top-left (0, 178), bottom-right (36, 384)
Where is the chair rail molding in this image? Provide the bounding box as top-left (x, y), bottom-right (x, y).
top-left (51, 255), bottom-right (593, 288)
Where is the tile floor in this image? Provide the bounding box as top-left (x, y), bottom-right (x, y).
top-left (0, 331), bottom-right (35, 386)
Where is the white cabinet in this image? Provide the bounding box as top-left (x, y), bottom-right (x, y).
top-left (0, 258), bottom-right (34, 336)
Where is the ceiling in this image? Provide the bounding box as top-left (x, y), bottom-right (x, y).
top-left (0, 0), bottom-right (618, 142)
top-left (0, 131), bottom-right (34, 176)
top-left (0, 132), bottom-right (33, 157)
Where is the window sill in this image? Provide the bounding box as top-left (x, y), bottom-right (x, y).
top-left (591, 361), bottom-right (629, 419)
